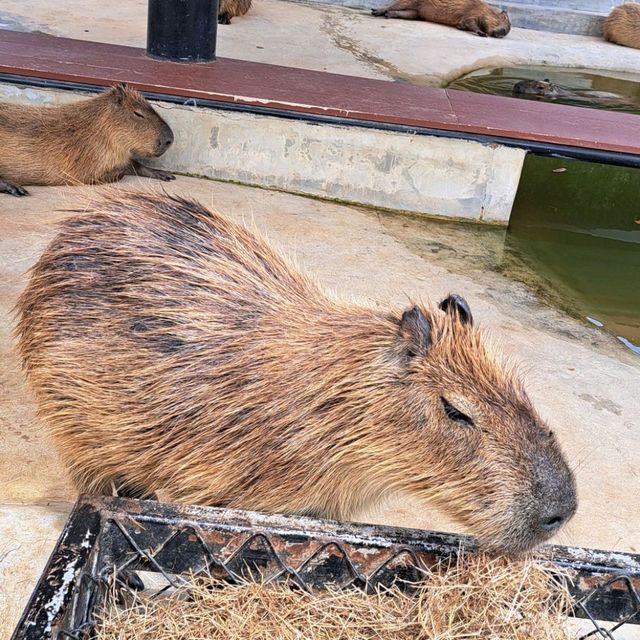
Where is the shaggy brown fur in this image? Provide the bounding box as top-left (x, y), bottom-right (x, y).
top-left (218, 0), bottom-right (252, 24)
top-left (16, 192), bottom-right (576, 553)
top-left (372, 0), bottom-right (510, 37)
top-left (0, 84), bottom-right (174, 197)
top-left (604, 3), bottom-right (640, 49)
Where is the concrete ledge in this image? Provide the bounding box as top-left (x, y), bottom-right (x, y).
top-left (0, 83), bottom-right (526, 223)
top-left (496, 2), bottom-right (604, 36)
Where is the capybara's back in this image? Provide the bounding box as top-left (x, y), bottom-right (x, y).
top-left (218, 0), bottom-right (252, 23)
top-left (16, 191), bottom-right (576, 553)
top-left (604, 3), bottom-right (640, 49)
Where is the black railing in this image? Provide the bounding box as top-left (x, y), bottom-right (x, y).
top-left (147, 0), bottom-right (219, 62)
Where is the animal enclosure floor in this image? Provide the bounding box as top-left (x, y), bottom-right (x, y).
top-left (3, 0), bottom-right (640, 87)
top-left (0, 175), bottom-right (638, 638)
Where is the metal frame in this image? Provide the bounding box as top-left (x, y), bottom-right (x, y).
top-left (9, 495), bottom-right (640, 640)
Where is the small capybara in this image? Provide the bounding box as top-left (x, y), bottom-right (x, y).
top-left (219, 0), bottom-right (252, 24)
top-left (513, 79), bottom-right (624, 103)
top-left (0, 84), bottom-right (174, 197)
top-left (372, 0), bottom-right (511, 37)
top-left (604, 3), bottom-right (640, 49)
top-left (16, 192), bottom-right (576, 553)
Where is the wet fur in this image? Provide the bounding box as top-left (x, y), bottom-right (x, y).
top-left (218, 0), bottom-right (252, 24)
top-left (16, 192), bottom-right (575, 553)
top-left (0, 85), bottom-right (174, 196)
top-left (604, 3), bottom-right (640, 49)
top-left (371, 0), bottom-right (510, 37)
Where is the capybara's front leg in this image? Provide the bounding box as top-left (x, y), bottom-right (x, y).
top-left (385, 9), bottom-right (419, 18)
top-left (0, 178), bottom-right (29, 196)
top-left (458, 16), bottom-right (488, 36)
top-left (125, 160), bottom-right (175, 182)
top-left (372, 0), bottom-right (417, 18)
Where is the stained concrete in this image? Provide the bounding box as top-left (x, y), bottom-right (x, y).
top-left (4, 0), bottom-right (640, 86)
top-left (0, 176), bottom-right (639, 637)
top-left (0, 83), bottom-right (527, 223)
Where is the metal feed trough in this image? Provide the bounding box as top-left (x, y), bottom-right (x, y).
top-left (10, 495), bottom-right (640, 640)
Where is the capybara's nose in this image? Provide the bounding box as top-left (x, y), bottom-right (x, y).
top-left (540, 514), bottom-right (566, 534)
top-left (539, 498), bottom-right (576, 535)
top-left (164, 130), bottom-right (174, 148)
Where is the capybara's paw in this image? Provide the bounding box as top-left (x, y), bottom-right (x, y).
top-left (371, 8), bottom-right (387, 16)
top-left (150, 169), bottom-right (176, 182)
top-left (116, 569), bottom-right (145, 592)
top-left (0, 181), bottom-right (29, 196)
top-left (218, 13), bottom-right (232, 24)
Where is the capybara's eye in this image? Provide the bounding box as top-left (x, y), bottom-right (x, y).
top-left (133, 111), bottom-right (145, 119)
top-left (440, 397), bottom-right (474, 427)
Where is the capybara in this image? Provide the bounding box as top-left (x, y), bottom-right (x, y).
top-left (513, 79), bottom-right (624, 103)
top-left (0, 84), bottom-right (174, 197)
top-left (16, 192), bottom-right (576, 553)
top-left (372, 0), bottom-right (511, 37)
top-left (604, 3), bottom-right (640, 49)
top-left (219, 0), bottom-right (252, 24)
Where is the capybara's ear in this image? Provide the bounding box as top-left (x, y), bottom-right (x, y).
top-left (399, 305), bottom-right (431, 357)
top-left (110, 83), bottom-right (127, 106)
top-left (439, 294), bottom-right (473, 326)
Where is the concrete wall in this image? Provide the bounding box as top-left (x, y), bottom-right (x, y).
top-left (0, 83), bottom-right (526, 224)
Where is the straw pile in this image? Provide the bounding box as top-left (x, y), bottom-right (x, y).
top-left (95, 554), bottom-right (573, 640)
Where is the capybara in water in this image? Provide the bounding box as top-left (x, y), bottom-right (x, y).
top-left (0, 84), bottom-right (174, 197)
top-left (219, 0), bottom-right (252, 24)
top-left (372, 0), bottom-right (511, 37)
top-left (513, 79), bottom-right (624, 103)
top-left (604, 3), bottom-right (640, 49)
top-left (16, 192), bottom-right (576, 553)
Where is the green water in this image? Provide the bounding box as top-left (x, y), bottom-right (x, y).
top-left (448, 66), bottom-right (640, 115)
top-left (506, 154), bottom-right (640, 353)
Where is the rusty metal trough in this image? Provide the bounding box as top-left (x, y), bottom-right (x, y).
top-left (10, 495), bottom-right (640, 639)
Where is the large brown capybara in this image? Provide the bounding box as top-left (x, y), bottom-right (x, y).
top-left (219, 0), bottom-right (252, 24)
top-left (372, 0), bottom-right (511, 37)
top-left (16, 192), bottom-right (576, 553)
top-left (604, 3), bottom-right (640, 49)
top-left (0, 84), bottom-right (174, 197)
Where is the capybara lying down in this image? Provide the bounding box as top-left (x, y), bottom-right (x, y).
top-left (604, 3), bottom-right (640, 49)
top-left (372, 0), bottom-right (511, 37)
top-left (219, 0), bottom-right (252, 24)
top-left (16, 192), bottom-right (576, 553)
top-left (0, 84), bottom-right (174, 197)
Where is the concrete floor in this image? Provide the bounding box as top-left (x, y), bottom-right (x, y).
top-left (2, 0), bottom-right (640, 86)
top-left (1, 176), bottom-right (639, 637)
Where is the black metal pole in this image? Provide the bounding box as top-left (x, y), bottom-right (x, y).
top-left (147, 0), bottom-right (219, 63)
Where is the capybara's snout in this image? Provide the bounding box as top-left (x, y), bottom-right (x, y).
top-left (531, 448), bottom-right (578, 538)
top-left (496, 443), bottom-right (577, 554)
top-left (155, 124), bottom-right (174, 156)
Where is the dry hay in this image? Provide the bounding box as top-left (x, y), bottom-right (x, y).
top-left (95, 553), bottom-right (574, 640)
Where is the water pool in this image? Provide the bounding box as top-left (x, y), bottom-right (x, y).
top-left (448, 66), bottom-right (640, 115)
